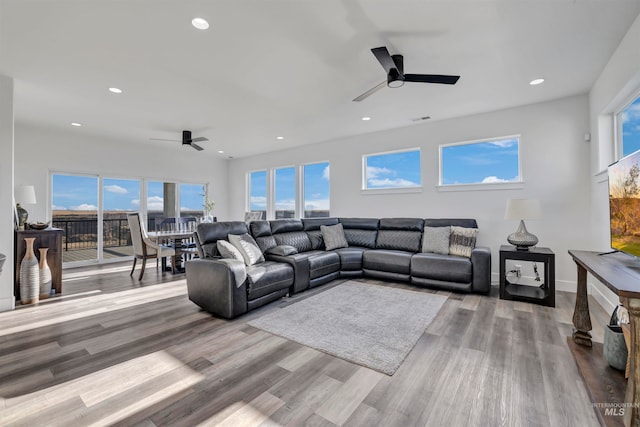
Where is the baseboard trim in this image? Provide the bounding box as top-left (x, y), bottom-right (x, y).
top-left (588, 281), bottom-right (618, 314)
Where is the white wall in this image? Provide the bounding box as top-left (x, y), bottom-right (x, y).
top-left (228, 95), bottom-right (592, 287)
top-left (589, 14), bottom-right (640, 311)
top-left (0, 75), bottom-right (15, 312)
top-left (14, 124), bottom-right (230, 223)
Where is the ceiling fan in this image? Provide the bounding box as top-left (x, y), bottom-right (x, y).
top-left (150, 130), bottom-right (207, 151)
top-left (353, 46), bottom-right (460, 102)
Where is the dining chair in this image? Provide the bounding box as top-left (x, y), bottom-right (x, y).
top-left (244, 211), bottom-right (263, 223)
top-left (127, 212), bottom-right (176, 280)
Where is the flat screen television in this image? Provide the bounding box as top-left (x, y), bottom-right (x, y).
top-left (609, 148), bottom-right (640, 257)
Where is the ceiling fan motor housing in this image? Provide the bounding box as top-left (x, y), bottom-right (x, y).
top-left (182, 130), bottom-right (192, 144)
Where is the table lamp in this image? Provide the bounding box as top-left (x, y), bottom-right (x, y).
top-left (15, 184), bottom-right (37, 230)
top-left (505, 198), bottom-right (541, 250)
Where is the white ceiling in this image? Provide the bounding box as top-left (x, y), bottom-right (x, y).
top-left (1, 0), bottom-right (640, 158)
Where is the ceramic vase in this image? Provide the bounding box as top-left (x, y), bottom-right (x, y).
top-left (20, 237), bottom-right (40, 304)
top-left (39, 247), bottom-right (52, 299)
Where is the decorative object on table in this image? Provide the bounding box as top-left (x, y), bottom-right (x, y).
top-left (27, 221), bottom-right (49, 230)
top-left (38, 247), bottom-right (52, 299)
top-left (19, 237), bottom-right (40, 304)
top-left (0, 253), bottom-right (5, 276)
top-left (201, 185), bottom-right (216, 223)
top-left (603, 305), bottom-right (628, 371)
top-left (504, 198), bottom-right (541, 250)
top-left (14, 184), bottom-right (37, 231)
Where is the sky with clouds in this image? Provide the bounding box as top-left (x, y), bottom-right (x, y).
top-left (622, 96), bottom-right (640, 157)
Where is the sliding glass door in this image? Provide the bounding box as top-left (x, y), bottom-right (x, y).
top-left (102, 178), bottom-right (140, 260)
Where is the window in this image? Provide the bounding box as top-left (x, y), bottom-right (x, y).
top-left (179, 183), bottom-right (205, 218)
top-left (619, 95), bottom-right (640, 157)
top-left (248, 170), bottom-right (267, 219)
top-left (52, 174), bottom-right (99, 263)
top-left (440, 136), bottom-right (520, 186)
top-left (274, 166), bottom-right (296, 219)
top-left (103, 178), bottom-right (140, 260)
top-left (303, 162), bottom-right (330, 218)
top-left (363, 149), bottom-right (421, 190)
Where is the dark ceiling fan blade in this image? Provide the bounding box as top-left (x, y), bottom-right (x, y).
top-left (404, 74), bottom-right (460, 85)
top-left (371, 47), bottom-right (401, 76)
top-left (190, 143), bottom-right (204, 151)
top-left (353, 80), bottom-right (387, 102)
top-left (190, 136), bottom-right (208, 143)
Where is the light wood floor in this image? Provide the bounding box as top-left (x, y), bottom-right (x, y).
top-left (0, 262), bottom-right (608, 426)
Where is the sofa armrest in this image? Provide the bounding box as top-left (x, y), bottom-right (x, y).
top-left (185, 258), bottom-right (248, 319)
top-left (471, 246), bottom-right (492, 294)
top-left (266, 253), bottom-right (310, 294)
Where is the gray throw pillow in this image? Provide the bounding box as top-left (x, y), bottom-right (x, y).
top-left (321, 223), bottom-right (348, 250)
top-left (217, 240), bottom-right (244, 262)
top-left (449, 226), bottom-right (478, 258)
top-left (228, 233), bottom-right (265, 266)
top-left (421, 226), bottom-right (451, 255)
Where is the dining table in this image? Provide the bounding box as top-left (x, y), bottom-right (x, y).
top-left (147, 229), bottom-right (198, 273)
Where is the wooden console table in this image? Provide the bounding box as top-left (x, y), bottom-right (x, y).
top-left (569, 250), bottom-right (640, 427)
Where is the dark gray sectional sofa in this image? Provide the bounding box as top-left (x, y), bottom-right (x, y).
top-left (186, 217), bottom-right (491, 319)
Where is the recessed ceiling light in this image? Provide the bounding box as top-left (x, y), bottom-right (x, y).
top-left (362, 116), bottom-right (371, 121)
top-left (71, 122), bottom-right (82, 127)
top-left (108, 87), bottom-right (123, 94)
top-left (529, 78), bottom-right (545, 86)
top-left (192, 18), bottom-right (210, 30)
top-left (276, 136), bottom-right (284, 140)
top-left (217, 150), bottom-right (224, 154)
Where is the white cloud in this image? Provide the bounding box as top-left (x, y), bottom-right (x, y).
top-left (322, 165), bottom-right (330, 180)
top-left (304, 198), bottom-right (330, 210)
top-left (52, 204), bottom-right (67, 211)
top-left (488, 138), bottom-right (517, 148)
top-left (481, 175), bottom-right (519, 183)
top-left (366, 166), bottom-right (394, 180)
top-left (368, 178), bottom-right (419, 188)
top-left (71, 203), bottom-right (97, 211)
top-left (133, 196), bottom-right (165, 211)
top-left (275, 199), bottom-right (296, 210)
top-left (250, 196), bottom-right (267, 209)
top-left (104, 185), bottom-right (128, 194)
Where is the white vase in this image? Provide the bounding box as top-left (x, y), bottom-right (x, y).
top-left (39, 247), bottom-right (52, 299)
top-left (20, 237), bottom-right (40, 304)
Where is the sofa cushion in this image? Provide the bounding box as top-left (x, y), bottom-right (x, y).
top-left (265, 245), bottom-right (298, 256)
top-left (424, 218), bottom-right (478, 229)
top-left (308, 251), bottom-right (340, 279)
top-left (246, 261), bottom-right (294, 300)
top-left (379, 218), bottom-right (425, 231)
top-left (270, 219), bottom-right (304, 234)
top-left (449, 226), bottom-right (478, 258)
top-left (302, 217), bottom-right (339, 230)
top-left (217, 240), bottom-right (244, 261)
top-left (421, 226), bottom-right (451, 255)
top-left (274, 231), bottom-right (313, 252)
top-left (376, 230), bottom-right (422, 252)
top-left (228, 233), bottom-right (265, 266)
top-left (411, 252), bottom-right (472, 283)
top-left (363, 249), bottom-right (412, 274)
top-left (334, 247), bottom-right (366, 271)
top-left (250, 220), bottom-right (272, 238)
top-left (321, 223), bottom-right (348, 250)
top-left (197, 221), bottom-right (248, 244)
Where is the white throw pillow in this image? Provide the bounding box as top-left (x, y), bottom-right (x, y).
top-left (228, 233), bottom-right (265, 266)
top-left (217, 240), bottom-right (244, 262)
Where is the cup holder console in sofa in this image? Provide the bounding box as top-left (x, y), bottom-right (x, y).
top-left (186, 217), bottom-right (491, 318)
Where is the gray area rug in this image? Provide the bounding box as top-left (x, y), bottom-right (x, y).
top-left (248, 281), bottom-right (447, 375)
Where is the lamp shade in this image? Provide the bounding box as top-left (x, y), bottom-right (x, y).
top-left (15, 185), bottom-right (36, 204)
top-left (505, 198), bottom-right (541, 220)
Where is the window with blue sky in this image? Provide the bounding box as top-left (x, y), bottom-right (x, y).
top-left (364, 149), bottom-right (421, 189)
top-left (275, 166), bottom-right (296, 218)
top-left (249, 170), bottom-right (267, 214)
top-left (303, 162), bottom-right (330, 217)
top-left (103, 178), bottom-right (140, 212)
top-left (440, 136), bottom-right (520, 185)
top-left (52, 174), bottom-right (98, 211)
top-left (179, 183), bottom-right (204, 215)
top-left (147, 181), bottom-right (167, 213)
top-left (620, 96), bottom-right (640, 157)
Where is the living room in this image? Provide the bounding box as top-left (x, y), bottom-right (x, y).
top-left (2, 1), bottom-right (640, 425)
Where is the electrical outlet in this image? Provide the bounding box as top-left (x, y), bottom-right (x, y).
top-left (515, 264), bottom-right (522, 278)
